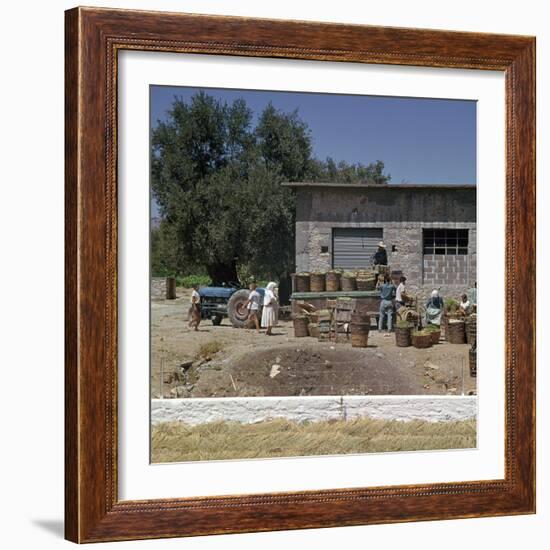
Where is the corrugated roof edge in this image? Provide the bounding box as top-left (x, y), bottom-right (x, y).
top-left (281, 182), bottom-right (476, 189)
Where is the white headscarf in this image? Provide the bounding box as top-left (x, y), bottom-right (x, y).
top-left (431, 289), bottom-right (439, 298)
top-left (264, 282), bottom-right (277, 306)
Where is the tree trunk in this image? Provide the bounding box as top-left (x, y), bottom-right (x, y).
top-left (207, 261), bottom-right (240, 286)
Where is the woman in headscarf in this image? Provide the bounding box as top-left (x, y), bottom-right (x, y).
top-left (425, 289), bottom-right (444, 326)
top-left (261, 282), bottom-right (278, 335)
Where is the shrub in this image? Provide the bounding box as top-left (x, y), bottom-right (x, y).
top-left (195, 341), bottom-right (224, 361)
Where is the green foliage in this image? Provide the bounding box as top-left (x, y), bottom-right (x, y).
top-left (395, 320), bottom-right (414, 329)
top-left (444, 298), bottom-right (459, 312)
top-left (151, 91), bottom-right (391, 283)
top-left (309, 157), bottom-right (391, 184)
top-left (176, 274), bottom-right (211, 288)
top-left (424, 324), bottom-right (441, 332)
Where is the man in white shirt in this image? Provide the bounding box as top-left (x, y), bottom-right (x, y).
top-left (244, 282), bottom-right (261, 333)
top-left (395, 276), bottom-right (408, 309)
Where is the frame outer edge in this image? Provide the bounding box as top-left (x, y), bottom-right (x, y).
top-left (65, 6), bottom-right (80, 544)
top-left (65, 6), bottom-right (537, 542)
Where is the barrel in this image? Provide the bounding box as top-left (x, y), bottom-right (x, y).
top-left (293, 315), bottom-right (309, 337)
top-left (469, 348), bottom-right (477, 377)
top-left (326, 271), bottom-right (341, 292)
top-left (310, 272), bottom-right (326, 292)
top-left (395, 325), bottom-right (412, 347)
top-left (429, 329), bottom-right (441, 344)
top-left (341, 272), bottom-right (357, 291)
top-left (447, 320), bottom-right (466, 344)
top-left (350, 312), bottom-right (370, 347)
top-left (295, 273), bottom-right (311, 293)
top-left (165, 276), bottom-right (176, 300)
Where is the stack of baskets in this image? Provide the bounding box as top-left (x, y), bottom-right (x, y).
top-left (465, 316), bottom-right (477, 346)
top-left (356, 270), bottom-right (377, 291)
top-left (350, 312), bottom-right (370, 347)
top-left (469, 346), bottom-right (477, 377)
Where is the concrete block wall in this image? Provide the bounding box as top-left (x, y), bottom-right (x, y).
top-left (296, 221), bottom-right (476, 299)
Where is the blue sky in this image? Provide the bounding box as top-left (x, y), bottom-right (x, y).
top-left (150, 85), bottom-right (476, 186)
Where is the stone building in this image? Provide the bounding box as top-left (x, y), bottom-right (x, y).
top-left (283, 182), bottom-right (476, 298)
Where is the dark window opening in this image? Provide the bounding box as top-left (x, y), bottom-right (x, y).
top-left (423, 228), bottom-right (468, 255)
top-left (321, 245), bottom-right (329, 254)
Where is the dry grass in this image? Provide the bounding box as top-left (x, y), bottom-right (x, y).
top-left (151, 418), bottom-right (476, 462)
top-left (195, 340), bottom-right (224, 361)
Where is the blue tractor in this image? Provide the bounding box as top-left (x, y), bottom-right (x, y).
top-left (199, 283), bottom-right (265, 327)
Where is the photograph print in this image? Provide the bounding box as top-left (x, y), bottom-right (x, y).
top-left (149, 86), bottom-right (478, 463)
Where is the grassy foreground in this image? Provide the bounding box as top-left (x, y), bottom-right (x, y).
top-left (151, 418), bottom-right (476, 462)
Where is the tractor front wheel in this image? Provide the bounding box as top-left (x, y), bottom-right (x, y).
top-left (227, 289), bottom-right (252, 328)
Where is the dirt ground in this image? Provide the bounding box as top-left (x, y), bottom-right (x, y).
top-left (151, 287), bottom-right (476, 399)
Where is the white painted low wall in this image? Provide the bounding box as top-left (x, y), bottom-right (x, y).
top-left (151, 396), bottom-right (477, 426)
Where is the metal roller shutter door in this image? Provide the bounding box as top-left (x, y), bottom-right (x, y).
top-left (332, 228), bottom-right (383, 270)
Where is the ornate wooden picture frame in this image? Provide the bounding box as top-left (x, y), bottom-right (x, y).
top-left (65, 7), bottom-right (535, 543)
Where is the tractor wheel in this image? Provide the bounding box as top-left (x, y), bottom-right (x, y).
top-left (227, 289), bottom-right (252, 328)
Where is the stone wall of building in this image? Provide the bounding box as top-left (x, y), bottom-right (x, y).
top-left (293, 186), bottom-right (477, 299)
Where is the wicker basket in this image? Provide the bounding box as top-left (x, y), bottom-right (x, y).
top-left (429, 330), bottom-right (441, 344)
top-left (294, 273), bottom-right (311, 293)
top-left (351, 323), bottom-right (370, 347)
top-left (469, 348), bottom-right (477, 377)
top-left (309, 272), bottom-right (326, 292)
top-left (447, 320), bottom-right (466, 344)
top-left (395, 325), bottom-right (413, 347)
top-left (356, 277), bottom-right (376, 291)
top-left (466, 319), bottom-right (477, 346)
top-left (412, 332), bottom-right (433, 349)
top-left (326, 271), bottom-right (341, 292)
top-left (341, 273), bottom-right (357, 291)
top-left (308, 322), bottom-right (319, 338)
top-left (293, 316), bottom-right (309, 337)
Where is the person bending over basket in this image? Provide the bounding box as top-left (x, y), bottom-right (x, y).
top-left (425, 289), bottom-right (444, 326)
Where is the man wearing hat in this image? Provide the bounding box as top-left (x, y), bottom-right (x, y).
top-left (373, 241), bottom-right (388, 266)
